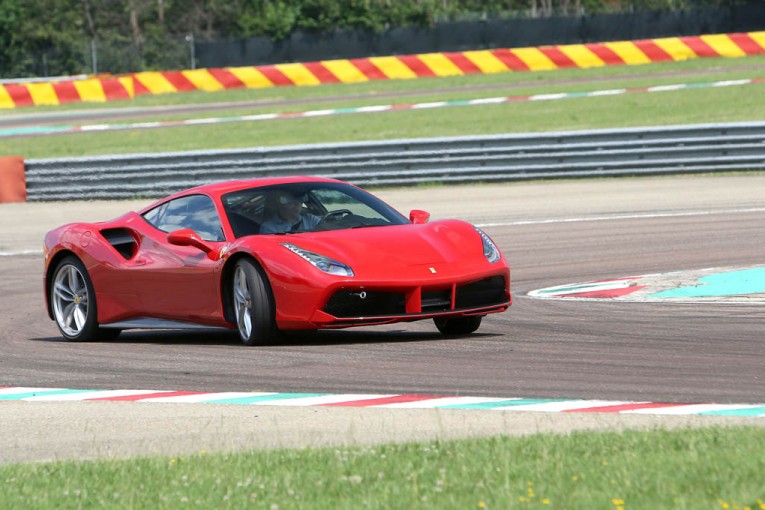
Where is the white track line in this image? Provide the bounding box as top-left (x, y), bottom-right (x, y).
top-left (476, 207), bottom-right (765, 228)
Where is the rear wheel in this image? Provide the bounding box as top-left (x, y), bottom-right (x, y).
top-left (51, 256), bottom-right (121, 342)
top-left (434, 316), bottom-right (483, 336)
top-left (232, 258), bottom-right (278, 346)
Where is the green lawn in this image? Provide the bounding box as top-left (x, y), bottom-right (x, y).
top-left (3, 55), bottom-right (765, 158)
top-left (3, 426), bottom-right (764, 509)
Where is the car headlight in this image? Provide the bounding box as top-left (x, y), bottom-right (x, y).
top-left (474, 227), bottom-right (501, 263)
top-left (281, 243), bottom-right (354, 276)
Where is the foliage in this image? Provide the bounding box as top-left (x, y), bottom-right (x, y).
top-left (0, 0), bottom-right (749, 78)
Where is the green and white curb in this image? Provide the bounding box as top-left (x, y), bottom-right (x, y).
top-left (529, 266), bottom-right (765, 304)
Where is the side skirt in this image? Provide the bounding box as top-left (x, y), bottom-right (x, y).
top-left (101, 317), bottom-right (233, 331)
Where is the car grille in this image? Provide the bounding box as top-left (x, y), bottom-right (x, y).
top-left (455, 276), bottom-right (508, 309)
top-left (324, 290), bottom-right (406, 318)
top-left (323, 276), bottom-right (508, 319)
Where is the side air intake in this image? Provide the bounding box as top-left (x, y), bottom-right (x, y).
top-left (101, 228), bottom-right (138, 260)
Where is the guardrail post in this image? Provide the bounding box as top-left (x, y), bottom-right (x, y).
top-left (0, 156), bottom-right (26, 203)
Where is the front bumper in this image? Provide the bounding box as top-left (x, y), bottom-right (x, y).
top-left (307, 274), bottom-right (511, 328)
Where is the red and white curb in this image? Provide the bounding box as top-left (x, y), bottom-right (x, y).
top-left (1, 387), bottom-right (762, 417)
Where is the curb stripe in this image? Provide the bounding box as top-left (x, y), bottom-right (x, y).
top-left (585, 43), bottom-right (625, 66)
top-left (684, 36), bottom-right (720, 58)
top-left (303, 62), bottom-right (342, 84)
top-left (322, 394), bottom-right (443, 407)
top-left (228, 67), bottom-right (273, 89)
top-left (207, 68), bottom-right (245, 89)
top-left (491, 48), bottom-right (530, 71)
top-left (2, 387), bottom-right (763, 416)
top-left (8, 76), bottom-right (762, 140)
top-left (563, 402), bottom-right (687, 413)
top-left (513, 47), bottom-right (557, 71)
top-left (277, 63), bottom-right (323, 86)
top-left (445, 52), bottom-right (483, 75)
top-left (322, 59), bottom-right (369, 83)
top-left (539, 46), bottom-right (579, 68)
top-left (183, 69), bottom-right (224, 92)
top-left (162, 71), bottom-right (197, 92)
top-left (701, 406), bottom-right (765, 417)
top-left (634, 39), bottom-right (673, 62)
top-left (349, 58), bottom-right (388, 80)
top-left (88, 390), bottom-right (206, 401)
top-left (398, 55), bottom-right (438, 77)
top-left (3, 31), bottom-right (765, 109)
top-left (728, 32), bottom-right (763, 54)
top-left (3, 389), bottom-right (100, 400)
top-left (259, 65), bottom-right (293, 87)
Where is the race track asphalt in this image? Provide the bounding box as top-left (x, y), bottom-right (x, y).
top-left (1, 174), bottom-right (763, 463)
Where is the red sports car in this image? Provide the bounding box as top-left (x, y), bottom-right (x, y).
top-left (44, 177), bottom-right (511, 345)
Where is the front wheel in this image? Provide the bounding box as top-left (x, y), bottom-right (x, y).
top-left (434, 316), bottom-right (483, 336)
top-left (50, 256), bottom-right (121, 342)
top-left (232, 258), bottom-right (278, 346)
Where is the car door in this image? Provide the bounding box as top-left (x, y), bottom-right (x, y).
top-left (133, 194), bottom-right (226, 322)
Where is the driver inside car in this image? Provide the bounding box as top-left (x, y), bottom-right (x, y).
top-left (259, 190), bottom-right (321, 234)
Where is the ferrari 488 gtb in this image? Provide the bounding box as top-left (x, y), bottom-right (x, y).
top-left (44, 177), bottom-right (511, 345)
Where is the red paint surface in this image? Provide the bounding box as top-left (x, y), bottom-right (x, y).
top-left (585, 43), bottom-right (626, 66)
top-left (633, 40), bottom-right (673, 62)
top-left (5, 84), bottom-right (34, 107)
top-left (564, 402), bottom-right (688, 413)
top-left (490, 49), bottom-right (530, 71)
top-left (727, 33), bottom-right (765, 54)
top-left (538, 46), bottom-right (577, 68)
top-left (51, 81), bottom-right (80, 104)
top-left (397, 55), bottom-right (437, 77)
top-left (302, 62), bottom-right (342, 84)
top-left (258, 66), bottom-right (295, 86)
top-left (680, 36), bottom-right (719, 58)
top-left (207, 68), bottom-right (246, 89)
top-left (88, 391), bottom-right (208, 401)
top-left (348, 58), bottom-right (388, 80)
top-left (321, 394), bottom-right (445, 407)
top-left (161, 71), bottom-right (197, 92)
top-left (444, 52), bottom-right (482, 74)
top-left (559, 285), bottom-right (646, 299)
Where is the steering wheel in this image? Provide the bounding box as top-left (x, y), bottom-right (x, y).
top-left (317, 209), bottom-right (352, 228)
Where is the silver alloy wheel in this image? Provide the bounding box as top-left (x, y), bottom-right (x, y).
top-left (233, 265), bottom-right (253, 341)
top-left (52, 263), bottom-right (90, 337)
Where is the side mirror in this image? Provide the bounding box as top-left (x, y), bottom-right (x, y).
top-left (409, 209), bottom-right (431, 224)
top-left (168, 229), bottom-right (220, 261)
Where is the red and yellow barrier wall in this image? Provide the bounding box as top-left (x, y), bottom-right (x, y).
top-left (1, 31), bottom-right (764, 110)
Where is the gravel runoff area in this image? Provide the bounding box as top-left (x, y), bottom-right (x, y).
top-left (2, 175), bottom-right (764, 464)
top-left (2, 401), bottom-right (759, 465)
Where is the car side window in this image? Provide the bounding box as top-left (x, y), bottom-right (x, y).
top-left (142, 195), bottom-right (224, 242)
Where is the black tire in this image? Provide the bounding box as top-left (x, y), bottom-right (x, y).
top-left (50, 256), bottom-right (121, 342)
top-left (232, 258), bottom-right (278, 346)
top-left (434, 316), bottom-right (483, 336)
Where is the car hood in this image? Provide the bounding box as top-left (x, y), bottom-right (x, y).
top-left (248, 219), bottom-right (496, 280)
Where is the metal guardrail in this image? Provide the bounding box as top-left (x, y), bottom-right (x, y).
top-left (24, 121), bottom-right (765, 201)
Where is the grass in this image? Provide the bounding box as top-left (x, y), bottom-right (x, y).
top-left (3, 426), bottom-right (764, 509)
top-left (2, 55), bottom-right (765, 158)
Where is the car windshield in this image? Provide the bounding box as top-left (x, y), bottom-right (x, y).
top-left (221, 182), bottom-right (409, 238)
